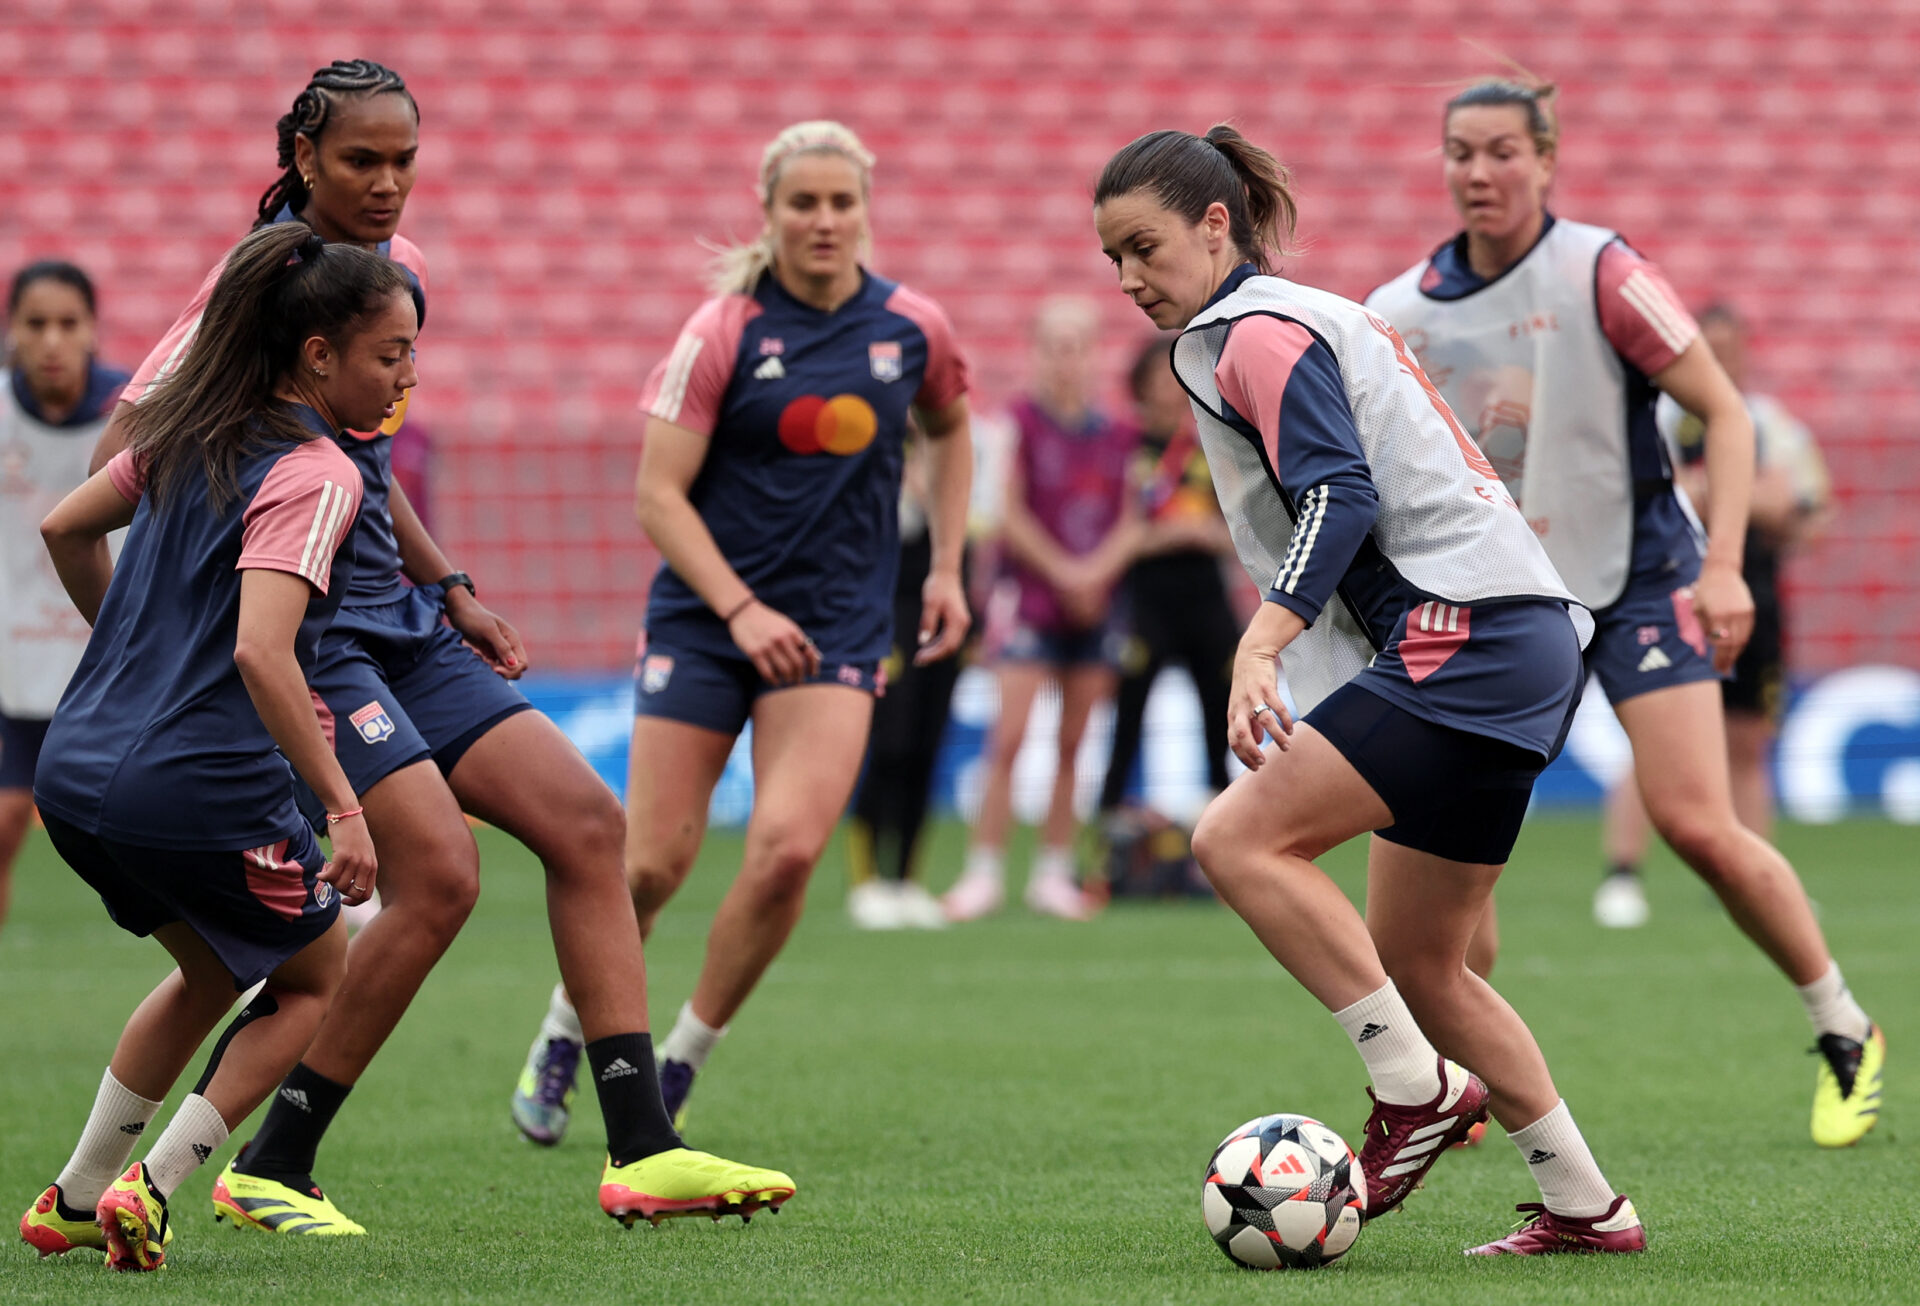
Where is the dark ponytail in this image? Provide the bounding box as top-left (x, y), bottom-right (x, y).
top-left (254, 60), bottom-right (418, 229)
top-left (1095, 124), bottom-right (1299, 274)
top-left (122, 224), bottom-right (410, 508)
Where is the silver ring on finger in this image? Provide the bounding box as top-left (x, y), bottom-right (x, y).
top-left (1252, 704), bottom-right (1273, 718)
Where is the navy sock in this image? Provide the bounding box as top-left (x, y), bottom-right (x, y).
top-left (587, 1033), bottom-right (683, 1166)
top-left (236, 1063), bottom-right (352, 1185)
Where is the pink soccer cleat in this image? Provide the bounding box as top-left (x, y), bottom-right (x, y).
top-left (1464, 1194), bottom-right (1648, 1255)
top-left (1357, 1057), bottom-right (1489, 1220)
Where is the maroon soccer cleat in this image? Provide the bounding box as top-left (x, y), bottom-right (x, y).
top-left (1357, 1057), bottom-right (1490, 1221)
top-left (1464, 1194), bottom-right (1648, 1255)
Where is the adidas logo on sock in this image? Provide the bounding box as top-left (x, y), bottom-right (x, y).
top-left (1526, 1148), bottom-right (1558, 1165)
top-left (1637, 647), bottom-right (1672, 673)
top-left (754, 356), bottom-right (785, 380)
top-left (600, 1057), bottom-right (640, 1082)
top-left (191, 1143), bottom-right (213, 1163)
top-left (119, 1121), bottom-right (146, 1136)
top-left (1357, 1022), bottom-right (1388, 1043)
top-left (279, 1087), bottom-right (311, 1113)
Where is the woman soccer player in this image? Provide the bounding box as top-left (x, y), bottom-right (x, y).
top-left (1366, 79), bottom-right (1881, 1147)
top-left (1094, 125), bottom-right (1644, 1255)
top-left (94, 61), bottom-right (791, 1232)
top-left (0, 261), bottom-right (130, 935)
top-left (18, 224), bottom-right (390, 1270)
top-left (510, 120), bottom-right (973, 1141)
top-left (943, 298), bottom-right (1139, 923)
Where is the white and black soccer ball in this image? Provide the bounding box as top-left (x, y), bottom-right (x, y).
top-left (1202, 1113), bottom-right (1367, 1270)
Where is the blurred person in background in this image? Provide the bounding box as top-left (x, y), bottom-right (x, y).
top-left (1369, 76), bottom-right (1881, 1148)
top-left (1094, 336), bottom-right (1238, 889)
top-left (944, 298), bottom-right (1140, 923)
top-left (845, 430), bottom-right (975, 930)
top-left (0, 261), bottom-right (129, 936)
top-left (1596, 303), bottom-right (1833, 928)
top-left (514, 121), bottom-right (973, 1133)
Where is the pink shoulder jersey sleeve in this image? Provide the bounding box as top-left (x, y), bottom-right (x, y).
top-left (1597, 242), bottom-right (1699, 378)
top-left (387, 233), bottom-right (429, 294)
top-left (123, 256), bottom-right (226, 405)
top-left (638, 295), bottom-right (760, 437)
top-left (238, 440), bottom-right (363, 592)
top-left (1213, 314), bottom-right (1318, 460)
top-left (106, 448), bottom-right (149, 502)
top-left (886, 284), bottom-right (971, 412)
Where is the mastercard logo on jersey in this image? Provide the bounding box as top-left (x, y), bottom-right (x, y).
top-left (777, 394), bottom-right (878, 457)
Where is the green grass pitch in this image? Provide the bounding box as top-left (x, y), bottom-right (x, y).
top-left (2, 814), bottom-right (1914, 1304)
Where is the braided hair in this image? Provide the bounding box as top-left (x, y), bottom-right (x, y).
top-left (254, 60), bottom-right (419, 229)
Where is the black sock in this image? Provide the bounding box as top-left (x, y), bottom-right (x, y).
top-left (235, 1063), bottom-right (352, 1184)
top-left (1605, 861), bottom-right (1641, 881)
top-left (587, 1033), bottom-right (683, 1166)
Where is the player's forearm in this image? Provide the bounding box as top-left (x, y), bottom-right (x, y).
top-left (234, 640), bottom-right (358, 815)
top-left (1699, 404), bottom-right (1754, 572)
top-left (1001, 500), bottom-right (1077, 583)
top-left (42, 533), bottom-right (114, 626)
top-left (389, 479), bottom-right (460, 586)
top-left (920, 422), bottom-right (973, 579)
top-left (636, 480), bottom-right (755, 617)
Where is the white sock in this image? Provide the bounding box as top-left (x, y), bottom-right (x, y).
top-left (962, 846), bottom-right (1004, 884)
top-left (55, 1069), bottom-right (162, 1210)
top-left (140, 1094), bottom-right (230, 1200)
top-left (1797, 961), bottom-right (1871, 1044)
top-left (1030, 844), bottom-right (1075, 885)
top-left (1508, 1100), bottom-right (1616, 1219)
top-left (1331, 981), bottom-right (1442, 1106)
top-left (658, 1001), bottom-right (727, 1071)
top-left (539, 984), bottom-right (584, 1045)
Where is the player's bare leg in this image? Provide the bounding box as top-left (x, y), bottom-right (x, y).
top-left (622, 716), bottom-right (735, 938)
top-left (0, 789), bottom-right (35, 934)
top-left (945, 661), bottom-right (1047, 920)
top-left (1027, 663), bottom-right (1113, 918)
top-left (1723, 708), bottom-right (1776, 840)
top-left (1595, 767), bottom-right (1654, 928)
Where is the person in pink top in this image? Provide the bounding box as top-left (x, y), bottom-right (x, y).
top-left (945, 297), bottom-right (1142, 923)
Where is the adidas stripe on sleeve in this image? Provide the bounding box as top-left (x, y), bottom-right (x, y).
top-left (1597, 243), bottom-right (1700, 378)
top-left (1213, 315), bottom-right (1381, 625)
top-left (237, 441), bottom-right (363, 591)
top-left (637, 294), bottom-right (762, 437)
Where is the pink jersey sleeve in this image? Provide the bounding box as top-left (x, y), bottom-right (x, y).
top-left (238, 440), bottom-right (363, 592)
top-left (885, 285), bottom-right (971, 412)
top-left (387, 233), bottom-right (429, 295)
top-left (106, 448), bottom-right (148, 503)
top-left (1214, 314), bottom-right (1318, 454)
top-left (1597, 242), bottom-right (1699, 378)
top-left (637, 295), bottom-right (761, 437)
top-left (123, 256), bottom-right (226, 406)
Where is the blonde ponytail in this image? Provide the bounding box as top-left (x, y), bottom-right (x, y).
top-left (706, 120), bottom-right (876, 295)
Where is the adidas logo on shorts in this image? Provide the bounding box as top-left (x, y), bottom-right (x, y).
top-left (599, 1057), bottom-right (640, 1082)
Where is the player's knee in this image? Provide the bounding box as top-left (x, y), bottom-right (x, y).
top-left (743, 826), bottom-right (826, 903)
top-left (388, 830), bottom-right (481, 938)
top-left (625, 847), bottom-right (694, 912)
top-left (1656, 811), bottom-right (1741, 887)
top-left (1190, 803), bottom-right (1244, 887)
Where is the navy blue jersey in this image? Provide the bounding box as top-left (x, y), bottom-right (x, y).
top-left (637, 270), bottom-right (969, 663)
top-left (35, 405), bottom-right (362, 850)
top-left (124, 207), bottom-right (427, 608)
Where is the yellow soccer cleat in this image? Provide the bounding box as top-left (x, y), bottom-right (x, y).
top-left (1812, 1025), bottom-right (1885, 1148)
top-left (211, 1156), bottom-right (366, 1235)
top-left (97, 1164), bottom-right (169, 1272)
top-left (20, 1182), bottom-right (110, 1257)
top-left (599, 1148), bottom-right (795, 1228)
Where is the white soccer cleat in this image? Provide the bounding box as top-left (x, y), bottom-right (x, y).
top-left (891, 881), bottom-right (949, 930)
top-left (847, 881), bottom-right (905, 930)
top-left (1024, 874), bottom-right (1097, 921)
top-left (1593, 871), bottom-right (1649, 929)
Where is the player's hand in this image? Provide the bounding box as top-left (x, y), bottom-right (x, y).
top-left (1687, 558), bottom-right (1754, 675)
top-left (320, 813), bottom-right (377, 906)
top-left (729, 600), bottom-right (821, 687)
top-left (446, 591), bottom-right (529, 679)
top-left (916, 568), bottom-right (971, 665)
top-left (1227, 602), bottom-right (1305, 771)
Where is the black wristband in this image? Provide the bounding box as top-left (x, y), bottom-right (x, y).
top-left (436, 571), bottom-right (476, 601)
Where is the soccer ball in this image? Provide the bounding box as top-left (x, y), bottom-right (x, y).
top-left (1202, 1113), bottom-right (1367, 1270)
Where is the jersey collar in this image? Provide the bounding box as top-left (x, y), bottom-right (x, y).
top-left (1199, 263), bottom-right (1260, 314)
top-left (1421, 213), bottom-right (1558, 300)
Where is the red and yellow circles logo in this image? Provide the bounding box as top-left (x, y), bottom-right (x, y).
top-left (777, 394), bottom-right (878, 456)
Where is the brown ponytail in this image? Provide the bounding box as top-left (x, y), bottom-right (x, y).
top-left (123, 223), bottom-right (410, 508)
top-left (1095, 124), bottom-right (1300, 274)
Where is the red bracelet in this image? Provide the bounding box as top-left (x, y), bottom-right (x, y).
top-left (721, 595), bottom-right (757, 623)
top-left (326, 806), bottom-right (365, 824)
